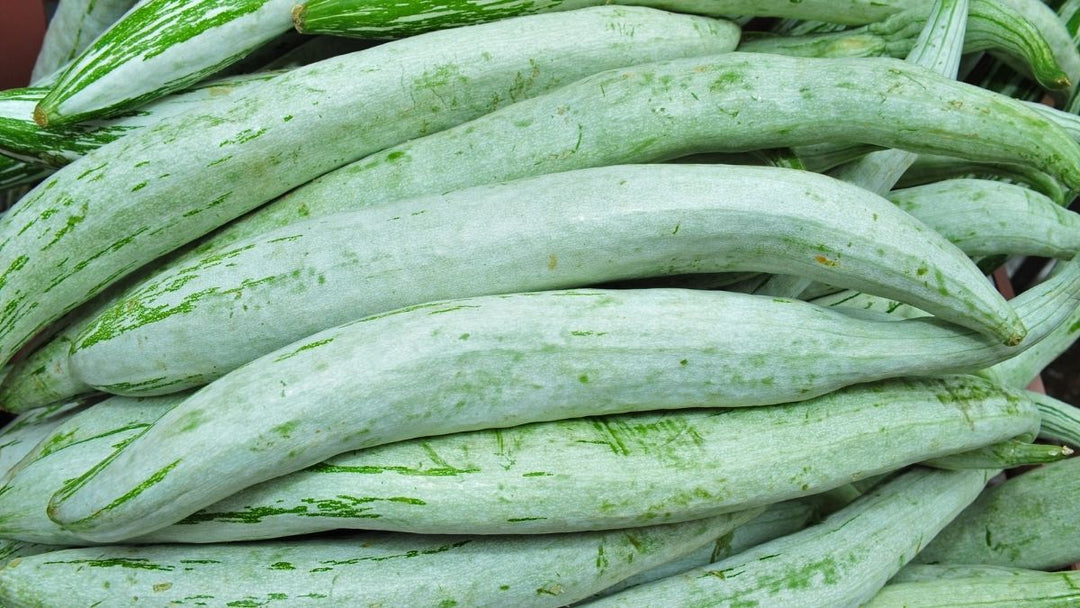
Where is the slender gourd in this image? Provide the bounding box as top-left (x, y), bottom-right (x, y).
top-left (577, 467), bottom-right (996, 608)
top-left (0, 512), bottom-right (759, 608)
top-left (68, 164), bottom-right (1026, 395)
top-left (45, 259), bottom-right (1080, 542)
top-left (0, 6), bottom-right (742, 370)
top-left (123, 375), bottom-right (1040, 542)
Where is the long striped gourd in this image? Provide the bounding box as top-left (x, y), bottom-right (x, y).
top-left (296, 0), bottom-right (899, 34)
top-left (67, 163), bottom-right (1025, 395)
top-left (887, 179), bottom-right (1080, 259)
top-left (577, 467), bottom-right (996, 608)
top-left (45, 260), bottom-right (1080, 542)
top-left (865, 568), bottom-right (1080, 607)
top-left (0, 7), bottom-right (742, 371)
top-left (0, 72), bottom-right (281, 168)
top-left (916, 456), bottom-right (1080, 570)
top-left (0, 512), bottom-right (759, 608)
top-left (0, 400), bottom-right (84, 480)
top-left (160, 51), bottom-right (1080, 271)
top-left (33, 0), bottom-right (297, 126)
top-left (121, 375), bottom-right (1040, 542)
top-left (30, 0), bottom-right (139, 84)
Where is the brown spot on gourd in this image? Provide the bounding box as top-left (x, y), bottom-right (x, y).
top-left (548, 254), bottom-right (558, 270)
top-left (814, 255), bottom-right (838, 267)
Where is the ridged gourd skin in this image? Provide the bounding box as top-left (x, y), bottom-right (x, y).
top-left (44, 259), bottom-right (1080, 543)
top-left (577, 467), bottom-right (997, 608)
top-left (125, 375), bottom-right (1038, 542)
top-left (67, 163), bottom-right (1024, 396)
top-left (0, 511), bottom-right (759, 608)
top-left (915, 456), bottom-right (1080, 570)
top-left (0, 6), bottom-right (743, 371)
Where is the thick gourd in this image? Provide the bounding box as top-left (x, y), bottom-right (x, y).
top-left (126, 375), bottom-right (1039, 541)
top-left (45, 259), bottom-right (1080, 542)
top-left (68, 164), bottom-right (1025, 395)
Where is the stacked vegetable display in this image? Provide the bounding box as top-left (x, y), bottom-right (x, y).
top-left (1, 0), bottom-right (1080, 605)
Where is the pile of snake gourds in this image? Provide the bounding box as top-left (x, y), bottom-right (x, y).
top-left (3, 0), bottom-right (1080, 606)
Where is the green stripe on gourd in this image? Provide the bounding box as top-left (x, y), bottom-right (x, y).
top-left (0, 6), bottom-right (742, 370)
top-left (577, 467), bottom-right (997, 608)
top-left (34, 0), bottom-right (297, 126)
top-left (67, 163), bottom-right (1026, 395)
top-left (46, 259), bottom-right (1080, 542)
top-left (291, 0), bottom-right (898, 36)
top-left (30, 0), bottom-right (139, 83)
top-left (916, 455), bottom-right (1080, 570)
top-left (123, 375), bottom-right (1040, 542)
top-left (0, 322), bottom-right (93, 415)
top-left (0, 72), bottom-right (282, 168)
top-left (0, 512), bottom-right (759, 608)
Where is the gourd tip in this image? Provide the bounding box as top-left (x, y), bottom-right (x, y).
top-left (32, 104), bottom-right (49, 128)
top-left (291, 4), bottom-right (306, 32)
